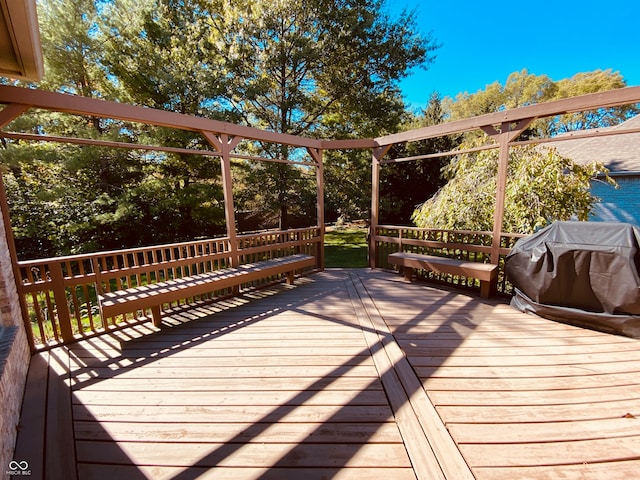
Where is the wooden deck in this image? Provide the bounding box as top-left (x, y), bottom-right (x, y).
top-left (13, 269), bottom-right (640, 479)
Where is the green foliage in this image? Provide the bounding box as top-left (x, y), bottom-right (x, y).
top-left (3, 0), bottom-right (437, 257)
top-left (38, 0), bottom-right (106, 97)
top-left (411, 144), bottom-right (614, 234)
top-left (233, 156), bottom-right (318, 230)
top-left (408, 69), bottom-right (635, 235)
top-left (324, 227), bottom-right (368, 268)
top-left (207, 0), bottom-right (437, 226)
top-left (324, 149), bottom-right (372, 223)
top-left (548, 70), bottom-right (638, 134)
top-left (380, 93), bottom-right (459, 224)
top-left (444, 69), bottom-right (638, 138)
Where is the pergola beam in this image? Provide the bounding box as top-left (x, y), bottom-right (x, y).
top-left (0, 85), bottom-right (323, 149)
top-left (0, 103), bottom-right (30, 129)
top-left (375, 86), bottom-right (640, 146)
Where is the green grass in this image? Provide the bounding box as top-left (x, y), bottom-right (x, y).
top-left (324, 226), bottom-right (368, 268)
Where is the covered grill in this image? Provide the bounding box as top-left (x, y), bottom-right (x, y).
top-left (506, 221), bottom-right (640, 338)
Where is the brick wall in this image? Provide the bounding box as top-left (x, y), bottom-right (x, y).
top-left (0, 201), bottom-right (30, 480)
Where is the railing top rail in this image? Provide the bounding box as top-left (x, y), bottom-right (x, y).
top-left (375, 225), bottom-right (527, 238)
top-left (16, 226), bottom-right (323, 267)
top-left (236, 225), bottom-right (321, 239)
top-left (16, 237), bottom-right (230, 266)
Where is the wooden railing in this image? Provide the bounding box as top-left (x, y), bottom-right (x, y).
top-left (17, 227), bottom-right (322, 351)
top-left (371, 225), bottom-right (525, 296)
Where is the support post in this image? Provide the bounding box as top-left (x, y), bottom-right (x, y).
top-left (151, 305), bottom-right (162, 328)
top-left (202, 132), bottom-right (242, 269)
top-left (489, 118), bottom-right (535, 266)
top-left (369, 145), bottom-right (392, 268)
top-left (49, 262), bottom-right (74, 344)
top-left (307, 148), bottom-right (325, 271)
top-left (0, 172), bottom-right (35, 349)
top-left (490, 130), bottom-right (510, 265)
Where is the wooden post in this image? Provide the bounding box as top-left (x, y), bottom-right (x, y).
top-left (48, 262), bottom-right (74, 344)
top-left (202, 132), bottom-right (241, 269)
top-left (490, 129), bottom-right (510, 265)
top-left (370, 146), bottom-right (391, 268)
top-left (308, 147), bottom-right (325, 271)
top-left (370, 150), bottom-right (379, 268)
top-left (0, 172), bottom-right (36, 349)
top-left (489, 119), bottom-right (535, 265)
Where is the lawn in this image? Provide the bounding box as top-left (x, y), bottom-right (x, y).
top-left (324, 226), bottom-right (368, 268)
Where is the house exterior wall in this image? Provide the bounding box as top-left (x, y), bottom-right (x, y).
top-left (0, 200), bottom-right (30, 480)
top-left (590, 175), bottom-right (640, 226)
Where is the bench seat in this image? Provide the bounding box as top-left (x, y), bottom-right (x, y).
top-left (388, 251), bottom-right (498, 298)
top-left (98, 254), bottom-right (316, 326)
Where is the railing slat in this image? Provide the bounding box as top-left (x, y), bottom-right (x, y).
top-left (16, 227), bottom-right (321, 351)
top-left (373, 225), bottom-right (525, 296)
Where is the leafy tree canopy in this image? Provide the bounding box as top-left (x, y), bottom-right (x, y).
top-left (445, 69), bottom-right (638, 137)
top-left (409, 69), bottom-right (635, 233)
top-left (2, 0), bottom-right (439, 256)
top-left (411, 144), bottom-right (614, 234)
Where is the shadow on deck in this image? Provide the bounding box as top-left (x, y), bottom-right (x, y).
top-left (12, 269), bottom-right (640, 480)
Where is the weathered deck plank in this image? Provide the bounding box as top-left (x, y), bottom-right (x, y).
top-left (13, 269), bottom-right (640, 479)
top-left (66, 271), bottom-right (420, 479)
top-left (353, 269), bottom-right (640, 480)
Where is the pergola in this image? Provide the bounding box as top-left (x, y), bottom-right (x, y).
top-left (2, 85), bottom-right (640, 268)
top-left (0, 84), bottom-right (639, 349)
top-left (2, 83), bottom-right (640, 480)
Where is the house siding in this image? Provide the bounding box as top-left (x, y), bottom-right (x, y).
top-left (590, 175), bottom-right (640, 226)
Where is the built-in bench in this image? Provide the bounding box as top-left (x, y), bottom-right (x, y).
top-left (388, 251), bottom-right (498, 298)
top-left (98, 254), bottom-right (316, 327)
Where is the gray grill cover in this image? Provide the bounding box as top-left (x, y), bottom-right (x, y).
top-left (505, 221), bottom-right (640, 338)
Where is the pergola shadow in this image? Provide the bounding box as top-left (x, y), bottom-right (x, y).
top-left (14, 269), bottom-right (481, 480)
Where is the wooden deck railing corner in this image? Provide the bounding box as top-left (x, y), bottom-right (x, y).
top-left (16, 226), bottom-right (322, 351)
top-left (371, 225), bottom-right (526, 296)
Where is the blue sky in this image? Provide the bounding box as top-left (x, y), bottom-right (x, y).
top-left (391, 0), bottom-right (640, 110)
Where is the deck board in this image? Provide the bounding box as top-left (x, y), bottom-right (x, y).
top-left (14, 269), bottom-right (640, 479)
top-left (66, 271), bottom-right (421, 479)
top-left (354, 269), bottom-right (640, 479)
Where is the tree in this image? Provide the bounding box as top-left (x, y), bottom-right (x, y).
top-left (379, 92), bottom-right (459, 224)
top-left (411, 143), bottom-right (613, 234)
top-left (410, 69), bottom-right (635, 234)
top-left (99, 0), bottom-right (437, 229)
top-left (4, 0), bottom-right (437, 257)
top-left (99, 0), bottom-right (229, 236)
top-left (444, 69), bottom-right (638, 138)
top-left (38, 0), bottom-right (106, 98)
top-left (548, 69), bottom-right (638, 134)
top-left (1, 0), bottom-right (155, 258)
top-left (445, 70), bottom-right (556, 121)
top-left (207, 0), bottom-right (437, 227)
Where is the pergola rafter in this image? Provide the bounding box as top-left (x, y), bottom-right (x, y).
top-left (369, 86), bottom-right (640, 271)
top-left (2, 84), bottom-right (640, 283)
